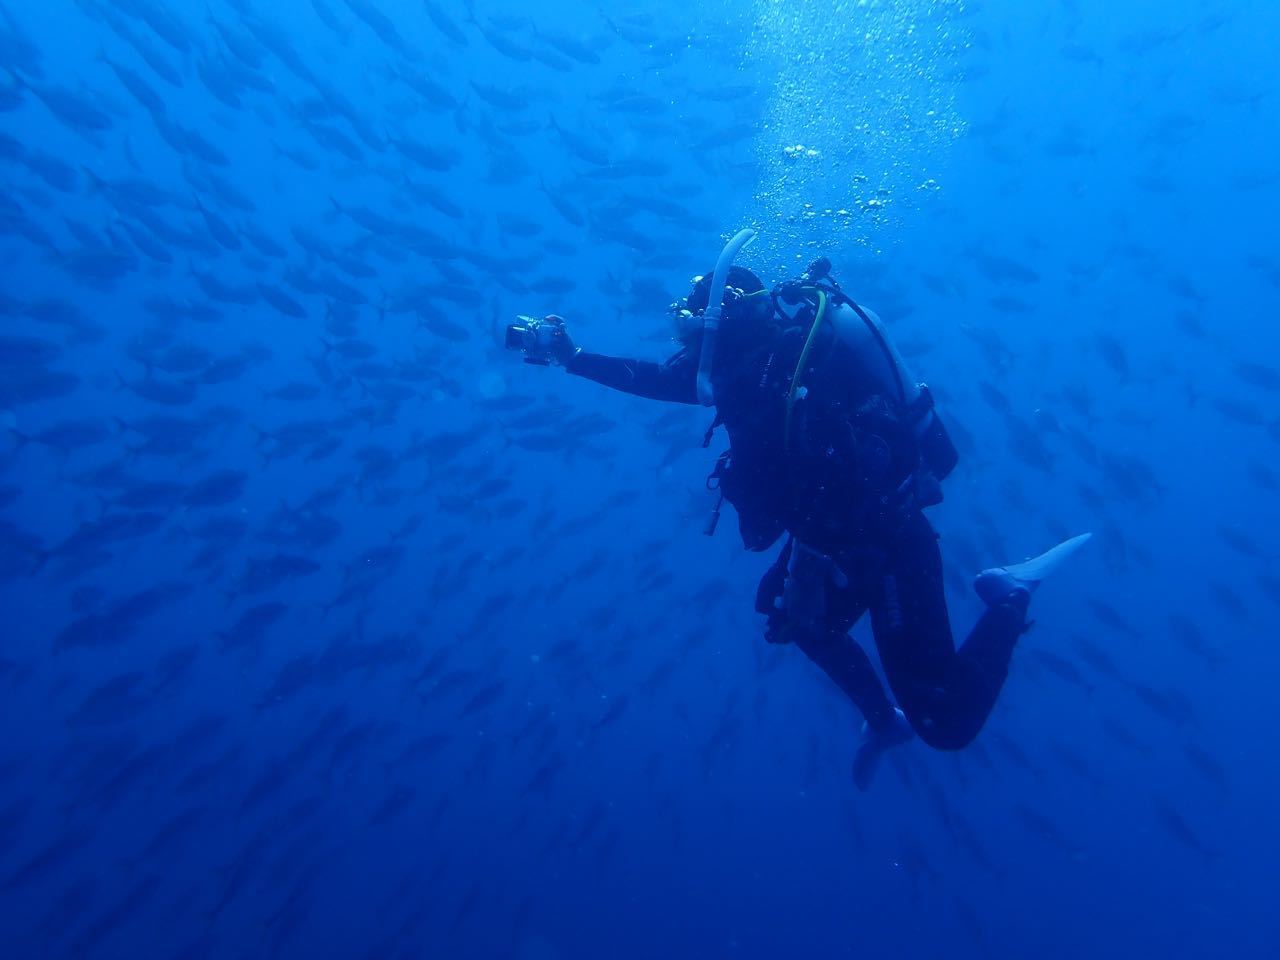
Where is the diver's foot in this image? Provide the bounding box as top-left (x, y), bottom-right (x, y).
top-left (852, 708), bottom-right (914, 792)
top-left (975, 532), bottom-right (1093, 606)
top-left (973, 567), bottom-right (1033, 606)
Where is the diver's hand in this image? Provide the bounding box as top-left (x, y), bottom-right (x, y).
top-left (541, 315), bottom-right (579, 366)
top-left (783, 544), bottom-right (829, 628)
top-left (780, 541), bottom-right (848, 633)
top-left (507, 314), bottom-right (578, 366)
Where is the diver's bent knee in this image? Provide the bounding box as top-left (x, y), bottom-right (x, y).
top-left (903, 709), bottom-right (983, 751)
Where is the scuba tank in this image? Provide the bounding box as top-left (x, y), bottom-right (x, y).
top-left (832, 299), bottom-right (958, 483)
top-left (775, 258), bottom-right (959, 485)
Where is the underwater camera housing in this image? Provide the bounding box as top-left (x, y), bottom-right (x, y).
top-left (505, 314), bottom-right (566, 365)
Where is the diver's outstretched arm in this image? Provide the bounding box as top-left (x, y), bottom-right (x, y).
top-left (565, 349), bottom-right (699, 404)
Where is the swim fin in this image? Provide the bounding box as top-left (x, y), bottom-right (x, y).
top-left (974, 532), bottom-right (1093, 606)
top-left (852, 707), bottom-right (914, 792)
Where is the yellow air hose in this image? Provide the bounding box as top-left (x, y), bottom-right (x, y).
top-left (784, 288), bottom-right (828, 453)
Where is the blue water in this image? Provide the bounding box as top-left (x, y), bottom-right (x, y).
top-left (2, 0), bottom-right (1277, 957)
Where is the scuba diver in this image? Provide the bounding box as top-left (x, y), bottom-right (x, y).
top-left (507, 229), bottom-right (1090, 789)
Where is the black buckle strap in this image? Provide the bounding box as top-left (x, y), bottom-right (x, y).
top-left (701, 411), bottom-right (723, 449)
top-left (904, 382), bottom-right (935, 420)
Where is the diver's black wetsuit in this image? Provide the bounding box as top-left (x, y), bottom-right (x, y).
top-left (566, 330), bottom-right (1028, 751)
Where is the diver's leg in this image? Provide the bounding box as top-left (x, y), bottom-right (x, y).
top-left (783, 557), bottom-right (915, 790)
top-left (870, 512), bottom-right (1028, 751)
top-left (793, 623), bottom-right (897, 729)
top-left (759, 540), bottom-right (897, 727)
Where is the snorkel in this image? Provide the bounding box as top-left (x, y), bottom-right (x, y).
top-left (695, 228), bottom-right (757, 406)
